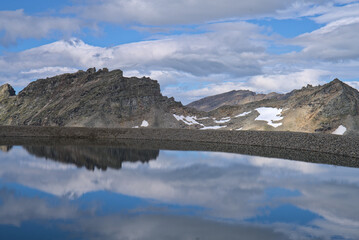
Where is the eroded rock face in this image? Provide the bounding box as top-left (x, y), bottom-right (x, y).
top-left (0, 84), bottom-right (15, 100)
top-left (0, 68), bottom-right (184, 128)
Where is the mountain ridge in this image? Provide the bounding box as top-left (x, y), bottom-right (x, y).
top-left (187, 89), bottom-right (282, 112)
top-left (1, 68), bottom-right (358, 135)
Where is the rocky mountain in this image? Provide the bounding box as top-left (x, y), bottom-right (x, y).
top-left (1, 68), bottom-right (358, 135)
top-left (0, 68), bottom-right (193, 128)
top-left (186, 79), bottom-right (359, 135)
top-left (187, 90), bottom-right (281, 111)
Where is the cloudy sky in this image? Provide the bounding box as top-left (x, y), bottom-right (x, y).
top-left (1, 0), bottom-right (359, 104)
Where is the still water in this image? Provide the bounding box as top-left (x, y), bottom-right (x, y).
top-left (0, 145), bottom-right (358, 240)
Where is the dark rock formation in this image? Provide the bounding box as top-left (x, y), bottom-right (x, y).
top-left (0, 68), bottom-right (184, 128)
top-left (23, 145), bottom-right (159, 171)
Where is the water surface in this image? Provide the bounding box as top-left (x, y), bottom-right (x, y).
top-left (0, 145), bottom-right (358, 240)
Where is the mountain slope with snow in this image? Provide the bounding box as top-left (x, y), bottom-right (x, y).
top-left (1, 68), bottom-right (358, 135)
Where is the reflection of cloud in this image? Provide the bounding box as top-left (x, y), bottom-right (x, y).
top-left (0, 188), bottom-right (78, 227)
top-left (71, 214), bottom-right (288, 240)
top-left (248, 156), bottom-right (325, 174)
top-left (1, 147), bottom-right (359, 239)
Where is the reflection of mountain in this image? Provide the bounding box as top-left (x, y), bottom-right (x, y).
top-left (23, 145), bottom-right (159, 171)
top-left (0, 145), bottom-right (12, 152)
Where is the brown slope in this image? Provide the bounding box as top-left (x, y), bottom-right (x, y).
top-left (187, 89), bottom-right (281, 111)
top-left (205, 79), bottom-right (359, 134)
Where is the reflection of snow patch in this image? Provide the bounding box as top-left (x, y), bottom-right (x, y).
top-left (255, 107), bottom-right (283, 128)
top-left (332, 125), bottom-right (346, 135)
top-left (141, 120), bottom-right (149, 127)
top-left (235, 111), bottom-right (251, 118)
top-left (173, 114), bottom-right (204, 126)
top-left (200, 125), bottom-right (226, 130)
top-left (214, 117), bottom-right (231, 123)
top-left (132, 126), bottom-right (139, 128)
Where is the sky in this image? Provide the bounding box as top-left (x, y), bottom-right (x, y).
top-left (0, 0), bottom-right (359, 104)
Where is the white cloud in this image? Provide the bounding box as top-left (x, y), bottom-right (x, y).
top-left (0, 9), bottom-right (82, 46)
top-left (249, 69), bottom-right (330, 93)
top-left (346, 81), bottom-right (359, 89)
top-left (164, 80), bottom-right (253, 104)
top-left (1, 1), bottom-right (359, 103)
top-left (0, 21), bottom-right (268, 95)
top-left (312, 2), bottom-right (359, 23)
top-left (70, 0), bottom-right (295, 25)
top-left (69, 0), bottom-right (355, 26)
top-left (290, 17), bottom-right (359, 61)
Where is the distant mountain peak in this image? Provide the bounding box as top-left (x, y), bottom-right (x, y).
top-left (187, 89), bottom-right (281, 112)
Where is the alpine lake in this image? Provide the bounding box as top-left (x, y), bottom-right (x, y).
top-left (0, 139), bottom-right (358, 240)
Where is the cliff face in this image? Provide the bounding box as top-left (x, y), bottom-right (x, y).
top-left (0, 68), bottom-right (184, 128)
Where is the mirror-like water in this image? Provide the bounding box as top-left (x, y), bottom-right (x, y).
top-left (0, 145), bottom-right (358, 240)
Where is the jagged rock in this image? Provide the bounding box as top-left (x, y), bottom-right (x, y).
top-left (0, 68), bottom-right (185, 128)
top-left (0, 84), bottom-right (16, 100)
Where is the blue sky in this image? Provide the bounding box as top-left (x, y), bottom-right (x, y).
top-left (1, 0), bottom-right (359, 103)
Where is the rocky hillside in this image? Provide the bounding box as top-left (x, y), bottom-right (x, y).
top-left (0, 68), bottom-right (192, 128)
top-left (1, 68), bottom-right (358, 135)
top-left (187, 90), bottom-right (281, 111)
top-left (185, 79), bottom-right (359, 135)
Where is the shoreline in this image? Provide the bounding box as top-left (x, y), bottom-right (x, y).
top-left (1, 126), bottom-right (359, 167)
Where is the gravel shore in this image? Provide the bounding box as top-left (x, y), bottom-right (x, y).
top-left (1, 126), bottom-right (359, 167)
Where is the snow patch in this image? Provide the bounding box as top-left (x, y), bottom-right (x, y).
top-left (173, 114), bottom-right (204, 126)
top-left (196, 117), bottom-right (209, 120)
top-left (255, 107), bottom-right (283, 128)
top-left (235, 111), bottom-right (251, 118)
top-left (214, 117), bottom-right (231, 124)
top-left (200, 125), bottom-right (227, 130)
top-left (132, 126), bottom-right (139, 128)
top-left (141, 120), bottom-right (149, 127)
top-left (236, 128), bottom-right (243, 131)
top-left (332, 125), bottom-right (346, 135)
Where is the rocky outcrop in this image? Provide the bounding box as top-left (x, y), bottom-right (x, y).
top-left (0, 84), bottom-right (15, 100)
top-left (0, 68), bottom-right (186, 128)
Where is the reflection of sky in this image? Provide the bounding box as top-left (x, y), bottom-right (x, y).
top-left (0, 147), bottom-right (359, 239)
